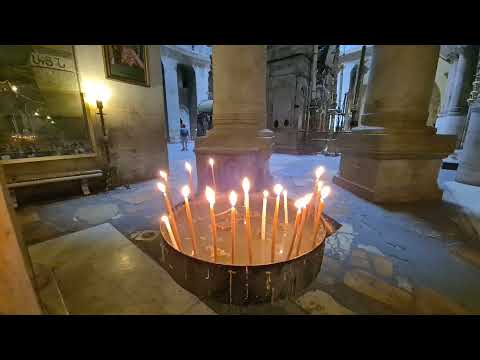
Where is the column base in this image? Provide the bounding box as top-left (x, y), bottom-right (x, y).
top-left (333, 156), bottom-right (443, 203)
top-left (334, 129), bottom-right (456, 203)
top-left (195, 127), bottom-right (274, 192)
top-left (435, 112), bottom-right (467, 137)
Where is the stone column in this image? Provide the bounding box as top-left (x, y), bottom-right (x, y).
top-left (436, 46), bottom-right (478, 164)
top-left (195, 45), bottom-right (274, 193)
top-left (162, 58), bottom-right (181, 142)
top-left (0, 167), bottom-right (42, 314)
top-left (333, 45), bottom-right (456, 202)
top-left (456, 55), bottom-right (480, 186)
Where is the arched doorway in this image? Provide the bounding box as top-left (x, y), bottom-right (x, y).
top-left (179, 105), bottom-right (190, 138)
top-left (177, 64), bottom-right (197, 140)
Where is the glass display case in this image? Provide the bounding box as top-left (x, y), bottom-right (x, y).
top-left (0, 45), bottom-right (94, 162)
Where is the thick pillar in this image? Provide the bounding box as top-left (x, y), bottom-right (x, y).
top-left (195, 45), bottom-right (274, 192)
top-left (162, 59), bottom-right (181, 142)
top-left (334, 45), bottom-right (456, 202)
top-left (436, 46), bottom-right (478, 166)
top-left (0, 167), bottom-right (42, 314)
top-left (456, 55), bottom-right (480, 185)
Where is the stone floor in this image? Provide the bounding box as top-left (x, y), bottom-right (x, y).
top-left (19, 141), bottom-right (480, 314)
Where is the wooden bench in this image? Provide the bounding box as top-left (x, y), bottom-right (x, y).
top-left (7, 169), bottom-right (103, 208)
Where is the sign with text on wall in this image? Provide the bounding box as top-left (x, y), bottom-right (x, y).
top-left (30, 52), bottom-right (75, 72)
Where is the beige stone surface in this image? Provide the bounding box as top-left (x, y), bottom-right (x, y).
top-left (322, 256), bottom-right (343, 276)
top-left (371, 255), bottom-right (394, 278)
top-left (351, 255), bottom-right (371, 271)
top-left (29, 223), bottom-right (201, 314)
top-left (183, 300), bottom-right (217, 315)
top-left (297, 290), bottom-right (355, 315)
top-left (344, 269), bottom-right (412, 313)
top-left (413, 287), bottom-right (469, 315)
top-left (74, 204), bottom-right (119, 225)
top-left (16, 207), bottom-right (40, 225)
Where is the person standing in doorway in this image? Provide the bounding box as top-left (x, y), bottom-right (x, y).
top-left (180, 123), bottom-right (189, 151)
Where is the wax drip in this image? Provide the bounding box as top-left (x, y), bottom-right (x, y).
top-left (245, 266), bottom-right (249, 301)
top-left (265, 271), bottom-right (272, 299)
top-left (160, 243), bottom-right (165, 263)
top-left (228, 270), bottom-right (236, 305)
top-left (206, 268), bottom-right (210, 280)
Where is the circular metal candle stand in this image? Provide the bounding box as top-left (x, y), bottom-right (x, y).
top-left (159, 192), bottom-right (341, 305)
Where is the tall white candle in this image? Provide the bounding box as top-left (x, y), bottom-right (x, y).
top-left (242, 178), bottom-right (252, 264)
top-left (312, 186), bottom-right (331, 248)
top-left (229, 191), bottom-right (237, 265)
top-left (181, 185), bottom-right (198, 256)
top-left (161, 215), bottom-right (179, 250)
top-left (261, 190), bottom-right (268, 241)
top-left (157, 181), bottom-right (182, 251)
top-left (271, 184), bottom-right (283, 262)
top-left (295, 193), bottom-right (313, 257)
top-left (287, 198), bottom-right (304, 260)
top-left (283, 189), bottom-right (288, 225)
top-left (205, 186), bottom-right (218, 262)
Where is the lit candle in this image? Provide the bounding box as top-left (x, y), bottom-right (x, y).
top-left (287, 198), bottom-right (304, 260)
top-left (261, 190), bottom-right (268, 241)
top-left (295, 193), bottom-right (313, 257)
top-left (283, 189), bottom-right (288, 225)
top-left (229, 191), bottom-right (237, 265)
top-left (313, 180), bottom-right (324, 222)
top-left (185, 162), bottom-right (194, 200)
top-left (159, 170), bottom-right (172, 202)
top-left (205, 186), bottom-right (218, 262)
top-left (312, 186), bottom-right (331, 248)
top-left (161, 215), bottom-right (179, 250)
top-left (159, 170), bottom-right (168, 184)
top-left (181, 185), bottom-right (198, 256)
top-left (242, 178), bottom-right (253, 264)
top-left (313, 166), bottom-right (325, 193)
top-left (209, 158), bottom-right (216, 189)
top-left (271, 184), bottom-right (283, 262)
top-left (157, 182), bottom-right (182, 251)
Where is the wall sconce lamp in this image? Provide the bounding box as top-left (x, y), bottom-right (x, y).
top-left (83, 81), bottom-right (113, 189)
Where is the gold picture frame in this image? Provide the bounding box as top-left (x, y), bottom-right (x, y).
top-left (103, 45), bottom-right (150, 87)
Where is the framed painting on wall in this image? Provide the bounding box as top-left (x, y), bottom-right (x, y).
top-left (103, 45), bottom-right (150, 87)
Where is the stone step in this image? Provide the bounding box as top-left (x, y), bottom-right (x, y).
top-left (33, 263), bottom-right (69, 315)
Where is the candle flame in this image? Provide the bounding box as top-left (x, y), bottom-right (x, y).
top-left (205, 186), bottom-right (216, 205)
top-left (159, 170), bottom-right (168, 181)
top-left (283, 189), bottom-right (287, 196)
top-left (274, 184), bottom-right (283, 196)
top-left (156, 182), bottom-right (166, 193)
top-left (185, 162), bottom-right (192, 173)
top-left (263, 190), bottom-right (269, 198)
top-left (317, 180), bottom-right (324, 192)
top-left (209, 158), bottom-right (214, 167)
top-left (315, 166), bottom-right (325, 180)
top-left (181, 185), bottom-right (190, 198)
top-left (321, 186), bottom-right (331, 200)
top-left (242, 177), bottom-right (250, 192)
top-left (161, 215), bottom-right (170, 224)
top-left (229, 191), bottom-right (237, 207)
top-left (294, 198), bottom-right (303, 209)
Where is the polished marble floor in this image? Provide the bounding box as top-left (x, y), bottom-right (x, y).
top-left (20, 142), bottom-right (480, 314)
